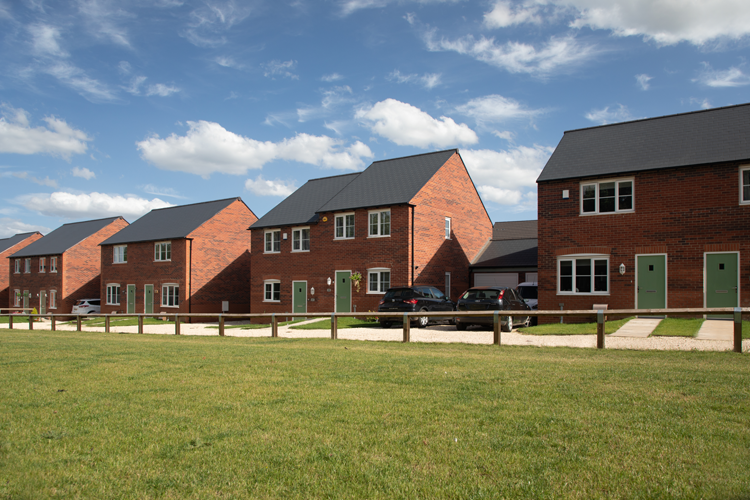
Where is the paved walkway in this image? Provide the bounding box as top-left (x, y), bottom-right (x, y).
top-left (696, 319), bottom-right (734, 341)
top-left (609, 318), bottom-right (662, 338)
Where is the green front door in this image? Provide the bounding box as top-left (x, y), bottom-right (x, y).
top-left (293, 281), bottom-right (307, 315)
top-left (335, 271), bottom-right (351, 313)
top-left (39, 291), bottom-right (47, 315)
top-left (706, 253), bottom-right (738, 317)
top-left (637, 255), bottom-right (666, 311)
top-left (127, 285), bottom-right (136, 314)
top-left (144, 285), bottom-right (154, 314)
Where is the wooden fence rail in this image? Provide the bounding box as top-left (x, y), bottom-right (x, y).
top-left (1, 308), bottom-right (747, 352)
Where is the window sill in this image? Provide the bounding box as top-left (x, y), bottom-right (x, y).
top-left (263, 251), bottom-right (280, 255)
top-left (50, 271), bottom-right (57, 273)
top-left (556, 292), bottom-right (610, 296)
top-left (113, 262), bottom-right (127, 265)
top-left (366, 291), bottom-right (386, 294)
top-left (154, 260), bottom-right (172, 263)
top-left (580, 211), bottom-right (634, 216)
top-left (263, 300), bottom-right (281, 303)
top-left (161, 305), bottom-right (180, 308)
top-left (334, 237), bottom-right (355, 241)
top-left (367, 234), bottom-right (391, 239)
top-left (291, 250), bottom-right (310, 253)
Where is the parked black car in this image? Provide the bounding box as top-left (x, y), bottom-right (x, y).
top-left (378, 286), bottom-right (456, 328)
top-left (455, 286), bottom-right (531, 332)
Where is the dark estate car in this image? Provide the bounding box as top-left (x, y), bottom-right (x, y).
top-left (455, 286), bottom-right (531, 332)
top-left (378, 286), bottom-right (456, 328)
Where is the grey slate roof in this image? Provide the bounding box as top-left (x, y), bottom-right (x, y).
top-left (492, 220), bottom-right (537, 240)
top-left (538, 103), bottom-right (750, 182)
top-left (251, 174), bottom-right (359, 229)
top-left (11, 218), bottom-right (123, 258)
top-left (0, 232), bottom-right (41, 255)
top-left (318, 149), bottom-right (457, 212)
top-left (100, 198), bottom-right (240, 246)
top-left (472, 238), bottom-right (538, 268)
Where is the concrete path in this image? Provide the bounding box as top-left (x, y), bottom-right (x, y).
top-left (609, 318), bottom-right (663, 338)
top-left (696, 319), bottom-right (734, 341)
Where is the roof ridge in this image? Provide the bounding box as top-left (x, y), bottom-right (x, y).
top-left (150, 197), bottom-right (239, 212)
top-left (59, 216), bottom-right (122, 226)
top-left (563, 102), bottom-right (750, 134)
top-left (306, 172), bottom-right (361, 183)
top-left (369, 148), bottom-right (458, 165)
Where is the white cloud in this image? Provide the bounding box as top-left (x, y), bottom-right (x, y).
top-left (0, 218), bottom-right (50, 239)
top-left (297, 86), bottom-right (354, 122)
top-left (244, 175), bottom-right (297, 197)
top-left (44, 62), bottom-right (117, 102)
top-left (689, 97), bottom-right (712, 110)
top-left (263, 60), bottom-right (299, 80)
top-left (484, 1), bottom-right (543, 28)
top-left (72, 167), bottom-right (96, 180)
top-left (693, 64), bottom-right (750, 87)
top-left (387, 70), bottom-right (442, 89)
top-left (137, 120), bottom-right (374, 177)
top-left (321, 73), bottom-right (344, 82)
top-left (493, 130), bottom-right (515, 141)
top-left (355, 98), bottom-right (478, 148)
top-left (424, 31), bottom-right (596, 77)
top-left (182, 0), bottom-right (254, 47)
top-left (635, 73), bottom-right (652, 90)
top-left (141, 184), bottom-right (186, 199)
top-left (77, 0), bottom-right (133, 47)
top-left (124, 76), bottom-right (180, 97)
top-left (28, 23), bottom-right (68, 57)
top-left (462, 145), bottom-right (553, 207)
top-left (2, 171), bottom-right (58, 187)
top-left (455, 94), bottom-right (544, 125)
top-left (17, 192), bottom-right (172, 219)
top-left (339, 0), bottom-right (459, 16)
top-left (585, 104), bottom-right (634, 125)
top-left (0, 105), bottom-right (91, 160)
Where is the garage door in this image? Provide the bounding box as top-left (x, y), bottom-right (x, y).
top-left (474, 273), bottom-right (519, 288)
top-left (525, 272), bottom-right (538, 283)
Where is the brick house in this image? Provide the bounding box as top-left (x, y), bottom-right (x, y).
top-left (249, 149), bottom-right (492, 315)
top-left (470, 220), bottom-right (537, 287)
top-left (99, 198), bottom-right (257, 317)
top-left (8, 218), bottom-right (128, 314)
top-left (2, 232), bottom-right (43, 308)
top-left (537, 103), bottom-right (750, 322)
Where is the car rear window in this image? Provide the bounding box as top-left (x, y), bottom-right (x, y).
top-left (461, 289), bottom-right (502, 300)
top-left (383, 289), bottom-right (415, 299)
top-left (517, 286), bottom-right (537, 299)
top-left (75, 300), bottom-right (87, 306)
top-left (90, 300), bottom-right (100, 306)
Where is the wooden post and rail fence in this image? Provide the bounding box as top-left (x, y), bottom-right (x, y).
top-left (1, 307), bottom-right (747, 353)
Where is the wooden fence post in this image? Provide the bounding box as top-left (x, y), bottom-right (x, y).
top-left (271, 314), bottom-right (277, 338)
top-left (105, 315), bottom-right (110, 333)
top-left (76, 315), bottom-right (82, 332)
top-left (138, 315), bottom-right (144, 334)
top-left (734, 308), bottom-right (743, 354)
top-left (219, 315), bottom-right (225, 337)
top-left (8, 315), bottom-right (12, 329)
top-left (175, 315), bottom-right (181, 335)
top-left (51, 316), bottom-right (56, 331)
top-left (494, 311), bottom-right (501, 346)
top-left (331, 314), bottom-right (337, 340)
top-left (29, 314), bottom-right (33, 330)
top-left (402, 313), bottom-right (410, 343)
top-left (597, 309), bottom-right (605, 349)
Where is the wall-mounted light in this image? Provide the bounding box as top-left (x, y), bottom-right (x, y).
top-left (310, 287), bottom-right (315, 295)
top-left (327, 277), bottom-right (332, 286)
top-left (619, 263), bottom-right (626, 275)
top-left (562, 189), bottom-right (569, 199)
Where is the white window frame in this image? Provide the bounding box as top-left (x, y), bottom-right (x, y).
top-left (291, 227), bottom-right (310, 252)
top-left (154, 241), bottom-right (171, 262)
top-left (445, 217), bottom-right (451, 239)
top-left (557, 254), bottom-right (610, 295)
top-left (50, 256), bottom-right (57, 273)
top-left (39, 257), bottom-right (46, 273)
top-left (49, 290), bottom-right (57, 310)
top-left (14, 259), bottom-right (20, 274)
top-left (161, 284), bottom-right (179, 307)
top-left (264, 230), bottom-right (281, 253)
top-left (24, 258), bottom-right (31, 273)
top-left (367, 268), bottom-right (391, 294)
top-left (741, 166), bottom-right (750, 205)
top-left (113, 245), bottom-right (127, 264)
top-left (13, 289), bottom-right (20, 307)
top-left (335, 213), bottom-right (355, 240)
top-left (368, 210), bottom-right (391, 238)
top-left (264, 280), bottom-right (281, 302)
top-left (580, 178), bottom-right (634, 215)
top-left (106, 284), bottom-right (121, 305)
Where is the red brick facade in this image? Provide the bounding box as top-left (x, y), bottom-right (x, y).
top-left (250, 152), bottom-right (492, 314)
top-left (2, 233), bottom-right (43, 309)
top-left (8, 219), bottom-right (128, 314)
top-left (100, 199), bottom-right (257, 317)
top-left (538, 162), bottom-right (750, 322)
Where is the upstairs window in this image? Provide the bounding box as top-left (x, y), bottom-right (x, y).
top-left (445, 217), bottom-right (451, 239)
top-left (24, 258), bottom-right (31, 273)
top-left (155, 242), bottom-right (171, 261)
top-left (741, 166), bottom-right (750, 205)
top-left (335, 213), bottom-right (355, 239)
top-left (265, 230), bottom-right (281, 253)
top-left (581, 179), bottom-right (633, 214)
top-left (50, 257), bottom-right (57, 272)
top-left (14, 259), bottom-right (20, 274)
top-left (114, 245), bottom-right (127, 264)
top-left (368, 210), bottom-right (391, 237)
top-left (558, 256), bottom-right (609, 295)
top-left (292, 227), bottom-right (310, 252)
top-left (39, 257), bottom-right (46, 273)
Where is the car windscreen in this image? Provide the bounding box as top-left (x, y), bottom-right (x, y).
top-left (461, 289), bottom-right (501, 300)
top-left (383, 289), bottom-right (414, 299)
top-left (517, 286), bottom-right (537, 299)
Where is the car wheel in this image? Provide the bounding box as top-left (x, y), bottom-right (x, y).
top-left (380, 321), bottom-right (391, 329)
top-left (456, 322), bottom-right (466, 331)
top-left (521, 316), bottom-right (531, 328)
top-left (501, 315), bottom-right (513, 333)
top-left (417, 309), bottom-right (429, 328)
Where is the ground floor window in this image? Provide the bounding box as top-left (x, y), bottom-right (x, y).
top-left (558, 255), bottom-right (609, 294)
top-left (162, 284), bottom-right (179, 307)
top-left (264, 280), bottom-right (281, 302)
top-left (367, 269), bottom-right (391, 294)
top-left (107, 284), bottom-right (121, 305)
top-left (50, 290), bottom-right (57, 309)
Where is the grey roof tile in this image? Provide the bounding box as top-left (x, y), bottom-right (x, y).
top-left (12, 218), bottom-right (123, 257)
top-left (538, 103), bottom-right (750, 182)
top-left (0, 232), bottom-right (41, 255)
top-left (100, 198), bottom-right (240, 246)
top-left (492, 220), bottom-right (537, 240)
top-left (472, 238), bottom-right (538, 268)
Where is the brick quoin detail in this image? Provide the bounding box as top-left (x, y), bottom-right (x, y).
top-left (538, 162), bottom-right (750, 323)
top-left (2, 233), bottom-right (43, 308)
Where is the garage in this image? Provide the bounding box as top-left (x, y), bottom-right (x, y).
top-left (474, 272), bottom-right (519, 288)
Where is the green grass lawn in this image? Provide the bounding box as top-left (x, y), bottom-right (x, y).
top-left (290, 316), bottom-right (379, 329)
top-left (0, 329), bottom-right (748, 499)
top-left (521, 317), bottom-right (632, 335)
top-left (206, 319), bottom-right (304, 330)
top-left (651, 318), bottom-right (704, 337)
top-left (63, 317), bottom-right (171, 328)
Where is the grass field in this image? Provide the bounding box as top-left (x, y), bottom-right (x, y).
top-left (1, 329), bottom-right (748, 499)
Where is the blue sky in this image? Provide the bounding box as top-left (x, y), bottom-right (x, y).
top-left (1, 0), bottom-right (750, 237)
